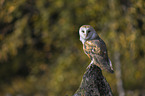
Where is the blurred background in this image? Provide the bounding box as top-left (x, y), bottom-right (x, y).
top-left (0, 0), bottom-right (145, 96)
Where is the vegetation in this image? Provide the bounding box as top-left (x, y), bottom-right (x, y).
top-left (0, 0), bottom-right (145, 95)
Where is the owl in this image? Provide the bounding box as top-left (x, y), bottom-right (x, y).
top-left (79, 25), bottom-right (114, 73)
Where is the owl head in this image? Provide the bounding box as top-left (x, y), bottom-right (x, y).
top-left (79, 25), bottom-right (98, 44)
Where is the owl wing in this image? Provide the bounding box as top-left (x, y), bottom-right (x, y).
top-left (83, 39), bottom-right (114, 73)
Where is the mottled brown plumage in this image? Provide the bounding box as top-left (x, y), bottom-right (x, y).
top-left (79, 25), bottom-right (114, 73)
top-left (83, 39), bottom-right (114, 73)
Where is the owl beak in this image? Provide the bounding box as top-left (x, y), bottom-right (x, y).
top-left (85, 33), bottom-right (88, 38)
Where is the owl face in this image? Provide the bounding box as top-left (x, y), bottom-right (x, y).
top-left (79, 25), bottom-right (98, 44)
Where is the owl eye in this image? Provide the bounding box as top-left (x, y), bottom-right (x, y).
top-left (82, 30), bottom-right (85, 33)
top-left (87, 30), bottom-right (91, 33)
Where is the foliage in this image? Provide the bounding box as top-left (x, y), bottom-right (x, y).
top-left (0, 0), bottom-right (145, 95)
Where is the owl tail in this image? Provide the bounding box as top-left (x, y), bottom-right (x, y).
top-left (109, 59), bottom-right (114, 70)
top-left (93, 58), bottom-right (114, 73)
top-left (107, 68), bottom-right (114, 73)
top-left (107, 59), bottom-right (114, 73)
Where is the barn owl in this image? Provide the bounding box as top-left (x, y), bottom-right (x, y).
top-left (79, 25), bottom-right (114, 73)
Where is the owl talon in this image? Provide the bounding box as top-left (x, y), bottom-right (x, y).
top-left (86, 60), bottom-right (94, 69)
top-left (86, 64), bottom-right (92, 69)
